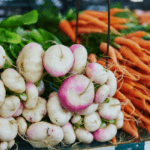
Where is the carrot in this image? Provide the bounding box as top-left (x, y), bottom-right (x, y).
top-left (73, 27), bottom-right (103, 34)
top-left (88, 54), bottom-right (97, 63)
top-left (123, 105), bottom-right (138, 117)
top-left (59, 20), bottom-right (80, 44)
top-left (135, 108), bottom-right (150, 125)
top-left (111, 137), bottom-right (117, 144)
top-left (112, 24), bottom-right (128, 30)
top-left (130, 37), bottom-right (150, 50)
top-left (121, 110), bottom-right (135, 119)
top-left (70, 20), bottom-right (88, 26)
top-left (122, 120), bottom-right (139, 138)
top-left (144, 124), bottom-right (150, 133)
top-left (78, 13), bottom-right (120, 34)
top-left (114, 91), bottom-right (135, 111)
top-left (114, 37), bottom-right (149, 60)
top-left (125, 31), bottom-right (148, 38)
top-left (130, 121), bottom-right (138, 134)
top-left (119, 46), bottom-right (150, 74)
top-left (117, 81), bottom-right (150, 101)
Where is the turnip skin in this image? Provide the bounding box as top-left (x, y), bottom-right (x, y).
top-left (85, 63), bottom-right (108, 85)
top-left (43, 45), bottom-right (74, 77)
top-left (22, 97), bottom-right (47, 122)
top-left (0, 96), bottom-right (20, 118)
top-left (94, 124), bottom-right (117, 142)
top-left (75, 128), bottom-right (93, 144)
top-left (69, 44), bottom-right (88, 74)
top-left (0, 45), bottom-right (6, 69)
top-left (0, 80), bottom-right (6, 107)
top-left (71, 115), bottom-right (81, 124)
top-left (23, 83), bottom-right (38, 109)
top-left (0, 117), bottom-right (18, 142)
top-left (106, 70), bottom-right (117, 97)
top-left (62, 122), bottom-right (76, 144)
top-left (98, 98), bottom-right (121, 120)
top-left (47, 92), bottom-right (72, 126)
top-left (16, 42), bottom-right (44, 83)
top-left (0, 142), bottom-right (8, 150)
top-left (115, 111), bottom-right (124, 129)
top-left (7, 139), bottom-right (15, 149)
top-left (13, 102), bottom-right (23, 117)
top-left (58, 75), bottom-right (95, 112)
top-left (1, 68), bottom-right (25, 93)
top-left (16, 117), bottom-right (27, 136)
top-left (84, 112), bottom-right (101, 132)
top-left (26, 121), bottom-right (64, 148)
top-left (76, 103), bottom-right (98, 116)
top-left (95, 84), bottom-right (110, 104)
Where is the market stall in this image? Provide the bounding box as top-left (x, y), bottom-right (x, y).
top-left (0, 0), bottom-right (150, 150)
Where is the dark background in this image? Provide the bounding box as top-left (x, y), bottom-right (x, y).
top-left (0, 0), bottom-right (150, 21)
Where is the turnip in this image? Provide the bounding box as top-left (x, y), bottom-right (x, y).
top-left (7, 139), bottom-right (15, 149)
top-left (98, 98), bottom-right (121, 120)
top-left (0, 45), bottom-right (6, 69)
top-left (69, 44), bottom-right (87, 74)
top-left (0, 80), bottom-right (6, 107)
top-left (76, 103), bottom-right (99, 116)
top-left (115, 111), bottom-right (124, 129)
top-left (26, 121), bottom-right (64, 148)
top-left (0, 142), bottom-right (8, 150)
top-left (37, 80), bottom-right (45, 95)
top-left (71, 115), bottom-right (81, 124)
top-left (43, 44), bottom-right (74, 77)
top-left (95, 84), bottom-right (110, 104)
top-left (0, 117), bottom-right (18, 141)
top-left (75, 128), bottom-right (93, 144)
top-left (58, 75), bottom-right (95, 112)
top-left (22, 97), bottom-right (47, 122)
top-left (85, 63), bottom-right (108, 85)
top-left (94, 124), bottom-right (117, 142)
top-left (16, 117), bottom-right (27, 136)
top-left (62, 122), bottom-right (76, 144)
top-left (106, 70), bottom-right (117, 97)
top-left (16, 42), bottom-right (44, 83)
top-left (47, 92), bottom-right (72, 126)
top-left (84, 112), bottom-right (101, 132)
top-left (13, 102), bottom-right (23, 117)
top-left (0, 96), bottom-right (20, 118)
top-left (1, 68), bottom-right (25, 93)
top-left (23, 83), bottom-right (38, 109)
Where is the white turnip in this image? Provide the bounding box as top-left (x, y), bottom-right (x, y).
top-left (16, 42), bottom-right (44, 83)
top-left (69, 44), bottom-right (87, 74)
top-left (71, 115), bottom-right (81, 124)
top-left (58, 75), bottom-right (95, 112)
top-left (47, 92), bottom-right (72, 126)
top-left (0, 80), bottom-right (6, 107)
top-left (43, 44), bottom-right (74, 77)
top-left (7, 139), bottom-right (15, 149)
top-left (13, 102), bottom-right (23, 117)
top-left (115, 111), bottom-right (124, 129)
top-left (0, 45), bottom-right (6, 69)
top-left (0, 142), bottom-right (8, 150)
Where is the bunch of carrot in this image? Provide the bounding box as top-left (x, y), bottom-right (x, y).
top-left (59, 8), bottom-right (128, 44)
top-left (88, 30), bottom-right (150, 140)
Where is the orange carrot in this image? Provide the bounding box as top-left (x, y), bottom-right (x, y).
top-left (119, 46), bottom-right (150, 74)
top-left (121, 110), bottom-right (135, 119)
top-left (70, 20), bottom-right (88, 26)
top-left (112, 24), bottom-right (128, 30)
top-left (122, 120), bottom-right (139, 138)
top-left (111, 137), bottom-right (117, 144)
top-left (130, 37), bottom-right (150, 50)
top-left (73, 27), bottom-right (103, 34)
top-left (88, 54), bottom-right (97, 63)
top-left (117, 81), bottom-right (150, 101)
top-left (109, 8), bottom-right (127, 16)
top-left (123, 105), bottom-right (138, 117)
top-left (59, 20), bottom-right (80, 44)
top-left (125, 31), bottom-right (148, 38)
top-left (130, 121), bottom-right (138, 134)
top-left (135, 108), bottom-right (150, 125)
top-left (78, 13), bottom-right (120, 34)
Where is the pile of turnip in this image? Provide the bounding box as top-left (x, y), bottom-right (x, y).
top-left (0, 42), bottom-right (124, 149)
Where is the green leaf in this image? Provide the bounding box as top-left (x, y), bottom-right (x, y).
top-left (30, 29), bottom-right (44, 43)
top-left (0, 28), bottom-right (21, 43)
top-left (16, 27), bottom-right (26, 37)
top-left (105, 98), bottom-right (110, 103)
top-left (101, 118), bottom-right (116, 124)
top-left (110, 2), bottom-right (122, 9)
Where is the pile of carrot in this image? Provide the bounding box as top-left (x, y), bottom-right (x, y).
top-left (88, 30), bottom-right (150, 140)
top-left (59, 8), bottom-right (129, 43)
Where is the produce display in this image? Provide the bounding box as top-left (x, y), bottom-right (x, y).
top-left (1, 3), bottom-right (150, 149)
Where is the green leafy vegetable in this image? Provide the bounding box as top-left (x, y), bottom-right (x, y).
top-left (105, 98), bottom-right (110, 103)
top-left (101, 118), bottom-right (116, 124)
